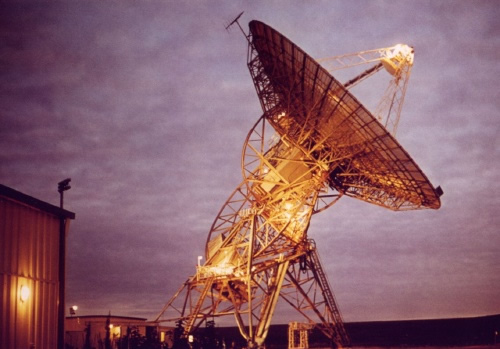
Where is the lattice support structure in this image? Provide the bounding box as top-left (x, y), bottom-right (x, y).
top-left (155, 19), bottom-right (441, 349)
top-left (288, 322), bottom-right (314, 349)
top-left (155, 109), bottom-right (350, 347)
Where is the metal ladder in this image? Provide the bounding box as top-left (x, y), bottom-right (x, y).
top-left (183, 276), bottom-right (215, 335)
top-left (308, 243), bottom-right (350, 346)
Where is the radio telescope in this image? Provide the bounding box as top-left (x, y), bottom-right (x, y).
top-left (156, 19), bottom-right (442, 349)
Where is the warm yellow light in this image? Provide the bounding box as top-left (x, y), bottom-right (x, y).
top-left (113, 326), bottom-right (121, 336)
top-left (20, 285), bottom-right (30, 302)
top-left (109, 324), bottom-right (114, 329)
top-left (381, 44), bottom-right (414, 76)
top-left (72, 305), bottom-right (78, 311)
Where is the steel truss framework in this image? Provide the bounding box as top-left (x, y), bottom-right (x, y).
top-left (156, 20), bottom-right (441, 349)
top-left (288, 321), bottom-right (315, 349)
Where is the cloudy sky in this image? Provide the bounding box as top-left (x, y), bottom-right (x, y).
top-left (1, 1), bottom-right (499, 324)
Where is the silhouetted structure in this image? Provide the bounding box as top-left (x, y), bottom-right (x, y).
top-left (65, 315), bottom-right (173, 349)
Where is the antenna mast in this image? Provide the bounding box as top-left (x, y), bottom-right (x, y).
top-left (225, 11), bottom-right (247, 38)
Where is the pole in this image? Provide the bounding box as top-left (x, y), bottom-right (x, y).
top-left (57, 178), bottom-right (71, 349)
top-left (57, 214), bottom-right (66, 349)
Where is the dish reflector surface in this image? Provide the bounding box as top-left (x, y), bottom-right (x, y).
top-left (248, 20), bottom-right (440, 210)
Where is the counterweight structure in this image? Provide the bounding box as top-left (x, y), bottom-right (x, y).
top-left (156, 20), bottom-right (442, 348)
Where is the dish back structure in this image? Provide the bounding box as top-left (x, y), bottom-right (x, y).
top-left (156, 20), bottom-right (441, 349)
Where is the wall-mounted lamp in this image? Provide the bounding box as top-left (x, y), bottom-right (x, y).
top-left (20, 285), bottom-right (30, 302)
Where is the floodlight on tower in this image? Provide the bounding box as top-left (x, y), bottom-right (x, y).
top-left (156, 16), bottom-right (442, 349)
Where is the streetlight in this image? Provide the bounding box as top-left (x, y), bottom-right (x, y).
top-left (69, 305), bottom-right (78, 316)
top-left (57, 178), bottom-right (71, 349)
top-left (58, 178), bottom-right (71, 209)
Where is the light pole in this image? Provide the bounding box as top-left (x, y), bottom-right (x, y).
top-left (57, 178), bottom-right (71, 349)
top-left (58, 178), bottom-right (71, 209)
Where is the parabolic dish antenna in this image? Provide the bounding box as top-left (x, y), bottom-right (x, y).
top-left (248, 20), bottom-right (441, 211)
top-left (156, 19), bottom-right (442, 349)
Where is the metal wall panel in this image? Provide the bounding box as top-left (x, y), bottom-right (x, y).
top-left (0, 196), bottom-right (62, 349)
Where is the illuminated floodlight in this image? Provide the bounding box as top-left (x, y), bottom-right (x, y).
top-left (20, 285), bottom-right (30, 302)
top-left (70, 305), bottom-right (78, 316)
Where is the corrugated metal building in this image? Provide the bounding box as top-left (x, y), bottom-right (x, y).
top-left (0, 184), bottom-right (75, 349)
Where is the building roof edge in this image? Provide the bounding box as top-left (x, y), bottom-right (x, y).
top-left (0, 184), bottom-right (75, 219)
